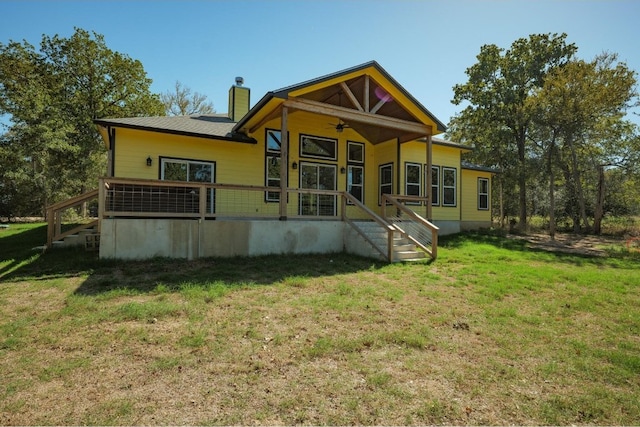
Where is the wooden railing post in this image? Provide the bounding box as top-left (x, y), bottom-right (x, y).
top-left (199, 184), bottom-right (207, 220)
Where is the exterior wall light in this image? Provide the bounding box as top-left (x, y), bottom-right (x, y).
top-left (146, 156), bottom-right (152, 167)
top-left (340, 167), bottom-right (346, 174)
top-left (292, 161), bottom-right (298, 170)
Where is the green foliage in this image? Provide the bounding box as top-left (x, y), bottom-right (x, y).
top-left (450, 33), bottom-right (640, 232)
top-left (0, 28), bottom-right (164, 216)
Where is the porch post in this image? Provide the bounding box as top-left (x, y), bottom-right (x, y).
top-left (279, 107), bottom-right (289, 220)
top-left (426, 134), bottom-right (433, 221)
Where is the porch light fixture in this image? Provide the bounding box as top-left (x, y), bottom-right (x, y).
top-left (292, 161), bottom-right (298, 170)
top-left (146, 156), bottom-right (152, 167)
top-left (340, 167), bottom-right (346, 174)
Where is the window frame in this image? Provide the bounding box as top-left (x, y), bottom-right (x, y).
top-left (347, 141), bottom-right (365, 204)
top-left (442, 166), bottom-right (457, 207)
top-left (478, 177), bottom-right (490, 210)
top-left (378, 162), bottom-right (393, 206)
top-left (429, 165), bottom-right (440, 206)
top-left (264, 128), bottom-right (287, 203)
top-left (159, 156), bottom-right (216, 213)
top-left (404, 162), bottom-right (422, 205)
top-left (299, 134), bottom-right (337, 160)
top-left (299, 162), bottom-right (337, 216)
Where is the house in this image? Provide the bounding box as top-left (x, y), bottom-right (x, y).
top-left (47, 61), bottom-right (494, 262)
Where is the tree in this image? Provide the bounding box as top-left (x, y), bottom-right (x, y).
top-left (161, 81), bottom-right (215, 116)
top-left (452, 33), bottom-right (577, 231)
top-left (531, 53), bottom-right (638, 234)
top-left (0, 28), bottom-right (164, 216)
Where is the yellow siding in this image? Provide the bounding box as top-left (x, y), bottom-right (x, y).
top-left (431, 145), bottom-right (461, 221)
top-left (113, 128), bottom-right (261, 185)
top-left (461, 169), bottom-right (493, 222)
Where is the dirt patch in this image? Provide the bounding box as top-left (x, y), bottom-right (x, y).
top-left (507, 232), bottom-right (623, 256)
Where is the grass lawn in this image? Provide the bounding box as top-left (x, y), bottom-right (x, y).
top-left (1, 223), bottom-right (639, 425)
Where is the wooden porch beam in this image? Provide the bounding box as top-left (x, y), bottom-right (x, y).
top-left (279, 106), bottom-right (289, 220)
top-left (364, 75), bottom-right (370, 112)
top-left (283, 98), bottom-right (431, 136)
top-left (339, 82), bottom-right (364, 112)
top-left (369, 96), bottom-right (388, 115)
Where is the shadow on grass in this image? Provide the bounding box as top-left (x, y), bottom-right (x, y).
top-left (1, 223), bottom-right (389, 293)
top-left (73, 252), bottom-right (388, 296)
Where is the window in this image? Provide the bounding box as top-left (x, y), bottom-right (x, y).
top-left (478, 177), bottom-right (489, 210)
top-left (299, 163), bottom-right (337, 216)
top-left (265, 129), bottom-right (283, 202)
top-left (161, 158), bottom-right (215, 213)
top-left (442, 167), bottom-right (456, 207)
top-left (379, 163), bottom-right (393, 205)
top-left (266, 157), bottom-right (281, 202)
top-left (430, 166), bottom-right (440, 206)
top-left (300, 134), bottom-right (337, 160)
top-left (347, 142), bottom-right (364, 203)
top-left (266, 129), bottom-right (282, 153)
top-left (405, 163), bottom-right (421, 204)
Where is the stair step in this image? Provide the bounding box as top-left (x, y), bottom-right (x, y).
top-left (394, 250), bottom-right (426, 261)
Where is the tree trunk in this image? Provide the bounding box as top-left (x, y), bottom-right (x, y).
top-left (593, 165), bottom-right (605, 235)
top-left (567, 136), bottom-right (591, 232)
top-left (517, 131), bottom-right (527, 231)
top-left (548, 144), bottom-right (556, 241)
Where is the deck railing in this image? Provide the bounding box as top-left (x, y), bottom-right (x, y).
top-left (381, 194), bottom-right (439, 259)
top-left (46, 178), bottom-right (438, 260)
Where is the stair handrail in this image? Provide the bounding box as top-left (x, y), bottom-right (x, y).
top-left (46, 189), bottom-right (99, 248)
top-left (341, 192), bottom-right (395, 261)
top-left (381, 194), bottom-right (439, 259)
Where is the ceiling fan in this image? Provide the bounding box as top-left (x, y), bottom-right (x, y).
top-left (329, 119), bottom-right (350, 133)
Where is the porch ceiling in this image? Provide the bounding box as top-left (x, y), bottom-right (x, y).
top-left (292, 74), bottom-right (430, 144)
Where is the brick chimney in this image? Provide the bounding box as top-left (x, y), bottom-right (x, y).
top-left (228, 76), bottom-right (250, 121)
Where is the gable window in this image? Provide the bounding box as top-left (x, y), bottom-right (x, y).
top-left (442, 166), bottom-right (456, 207)
top-left (300, 134), bottom-right (337, 160)
top-left (478, 177), bottom-right (489, 210)
top-left (405, 162), bottom-right (421, 205)
top-left (379, 163), bottom-right (393, 205)
top-left (430, 165), bottom-right (440, 206)
top-left (347, 141), bottom-right (364, 203)
top-left (265, 129), bottom-right (282, 202)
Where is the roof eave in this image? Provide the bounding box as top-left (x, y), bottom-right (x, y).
top-left (94, 119), bottom-right (257, 144)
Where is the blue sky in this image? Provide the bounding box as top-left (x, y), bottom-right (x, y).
top-left (1, 0), bottom-right (639, 129)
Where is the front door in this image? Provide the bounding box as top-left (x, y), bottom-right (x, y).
top-left (299, 162), bottom-right (336, 216)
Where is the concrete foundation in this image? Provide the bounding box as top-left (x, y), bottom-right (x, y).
top-left (100, 218), bottom-right (348, 260)
top-left (99, 218), bottom-right (461, 260)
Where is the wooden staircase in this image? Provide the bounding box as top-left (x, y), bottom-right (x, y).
top-left (50, 225), bottom-right (100, 251)
top-left (350, 221), bottom-right (427, 262)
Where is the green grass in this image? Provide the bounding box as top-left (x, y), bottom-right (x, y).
top-left (1, 223), bottom-right (639, 425)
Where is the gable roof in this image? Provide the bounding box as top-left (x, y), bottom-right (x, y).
top-left (234, 61), bottom-right (446, 143)
top-left (94, 114), bottom-right (256, 143)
